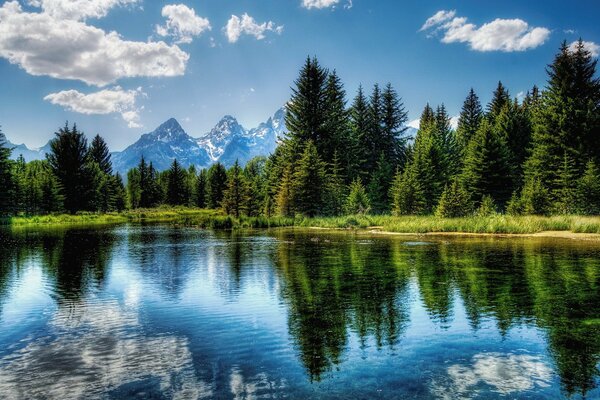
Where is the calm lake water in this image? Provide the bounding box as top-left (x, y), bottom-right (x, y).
top-left (0, 225), bottom-right (599, 399)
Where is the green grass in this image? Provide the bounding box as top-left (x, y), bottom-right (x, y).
top-left (8, 208), bottom-right (600, 235)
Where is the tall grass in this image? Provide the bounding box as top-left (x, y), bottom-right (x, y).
top-left (8, 208), bottom-right (600, 235)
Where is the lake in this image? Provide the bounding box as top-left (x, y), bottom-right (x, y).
top-left (0, 225), bottom-right (598, 399)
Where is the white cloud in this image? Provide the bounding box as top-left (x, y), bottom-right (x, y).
top-left (27, 0), bottom-right (139, 21)
top-left (0, 1), bottom-right (189, 86)
top-left (569, 40), bottom-right (599, 58)
top-left (420, 10), bottom-right (456, 31)
top-left (302, 0), bottom-right (339, 9)
top-left (421, 10), bottom-right (550, 52)
top-left (155, 4), bottom-right (211, 44)
top-left (225, 13), bottom-right (283, 43)
top-left (44, 87), bottom-right (144, 128)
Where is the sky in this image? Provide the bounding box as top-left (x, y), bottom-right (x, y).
top-left (0, 0), bottom-right (598, 151)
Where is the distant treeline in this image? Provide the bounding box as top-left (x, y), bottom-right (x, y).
top-left (0, 40), bottom-right (599, 218)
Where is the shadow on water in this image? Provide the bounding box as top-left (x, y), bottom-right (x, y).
top-left (0, 225), bottom-right (598, 398)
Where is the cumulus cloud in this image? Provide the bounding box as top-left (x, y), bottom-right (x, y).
top-left (421, 10), bottom-right (550, 52)
top-left (0, 1), bottom-right (189, 86)
top-left (27, 0), bottom-right (139, 21)
top-left (225, 13), bottom-right (283, 43)
top-left (569, 40), bottom-right (599, 58)
top-left (155, 4), bottom-right (211, 44)
top-left (301, 0), bottom-right (339, 9)
top-left (44, 87), bottom-right (144, 128)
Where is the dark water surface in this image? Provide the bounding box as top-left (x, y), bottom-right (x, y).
top-left (0, 225), bottom-right (599, 399)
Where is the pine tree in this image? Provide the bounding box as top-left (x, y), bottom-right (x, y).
top-left (222, 160), bottom-right (248, 218)
top-left (435, 180), bottom-right (473, 218)
top-left (494, 100), bottom-right (532, 186)
top-left (381, 83), bottom-right (409, 166)
top-left (47, 122), bottom-right (93, 213)
top-left (276, 166), bottom-right (295, 217)
top-left (324, 152), bottom-right (346, 216)
top-left (345, 178), bottom-right (370, 215)
top-left (456, 88), bottom-right (483, 155)
top-left (520, 178), bottom-right (551, 216)
top-left (112, 173), bottom-right (127, 211)
top-left (0, 129), bottom-right (14, 215)
top-left (461, 119), bottom-right (514, 207)
top-left (363, 84), bottom-right (384, 177)
top-left (350, 85), bottom-right (370, 181)
top-left (577, 160), bottom-right (600, 215)
top-left (127, 167), bottom-right (141, 209)
top-left (207, 162), bottom-right (228, 209)
top-left (367, 153), bottom-right (393, 214)
top-left (12, 154), bottom-right (27, 213)
top-left (195, 169), bottom-right (208, 208)
top-left (88, 134), bottom-right (112, 175)
top-left (390, 168), bottom-right (425, 215)
top-left (322, 70), bottom-right (350, 165)
top-left (293, 141), bottom-right (327, 217)
top-left (553, 152), bottom-right (578, 214)
top-left (166, 159), bottom-right (188, 206)
top-left (434, 104), bottom-right (459, 179)
top-left (524, 41), bottom-right (600, 197)
top-left (487, 81), bottom-right (510, 121)
top-left (284, 57), bottom-right (328, 155)
top-left (244, 157), bottom-right (267, 217)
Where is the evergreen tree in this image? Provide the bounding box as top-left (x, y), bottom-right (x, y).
top-left (293, 141), bottom-right (327, 217)
top-left (195, 169), bottom-right (208, 208)
top-left (47, 122), bottom-right (92, 213)
top-left (487, 81), bottom-right (510, 121)
top-left (461, 119), bottom-right (514, 207)
top-left (435, 104), bottom-right (459, 179)
top-left (40, 167), bottom-right (62, 214)
top-left (126, 167), bottom-right (141, 209)
top-left (222, 160), bottom-right (249, 217)
top-left (367, 153), bottom-right (393, 214)
top-left (207, 162), bottom-right (228, 209)
top-left (276, 166), bottom-right (295, 217)
top-left (524, 41), bottom-right (600, 198)
top-left (112, 173), bottom-right (127, 212)
top-left (350, 85), bottom-right (370, 181)
top-left (553, 152), bottom-right (578, 214)
top-left (345, 178), bottom-right (370, 215)
top-left (520, 178), bottom-right (551, 215)
top-left (284, 57), bottom-right (328, 155)
top-left (137, 157), bottom-right (162, 208)
top-left (322, 70), bottom-right (350, 165)
top-left (244, 157), bottom-right (267, 217)
top-left (390, 168), bottom-right (425, 216)
top-left (577, 160), bottom-right (600, 215)
top-left (435, 180), bottom-right (473, 218)
top-left (364, 83), bottom-right (384, 176)
top-left (88, 134), bottom-right (112, 175)
top-left (494, 100), bottom-right (532, 186)
top-left (166, 159), bottom-right (188, 206)
top-left (324, 152), bottom-right (346, 216)
top-left (456, 88), bottom-right (483, 155)
top-left (12, 155), bottom-right (27, 213)
top-left (0, 128), bottom-right (13, 215)
top-left (381, 83), bottom-right (409, 166)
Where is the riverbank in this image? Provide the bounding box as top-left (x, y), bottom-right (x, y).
top-left (6, 208), bottom-right (600, 237)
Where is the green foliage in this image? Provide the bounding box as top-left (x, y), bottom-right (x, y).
top-left (0, 128), bottom-right (12, 216)
top-left (456, 88), bottom-right (483, 155)
top-left (207, 162), bottom-right (228, 209)
top-left (477, 195), bottom-right (497, 217)
top-left (293, 141), bottom-right (327, 217)
top-left (324, 152), bottom-right (346, 216)
top-left (166, 159), bottom-right (188, 206)
top-left (345, 178), bottom-right (370, 215)
top-left (221, 160), bottom-right (248, 218)
top-left (576, 160), bottom-right (600, 215)
top-left (89, 134), bottom-right (112, 175)
top-left (487, 81), bottom-right (510, 121)
top-left (520, 178), bottom-right (551, 216)
top-left (435, 180), bottom-right (473, 218)
top-left (276, 166), bottom-right (295, 217)
top-left (367, 153), bottom-right (393, 214)
top-left (461, 118), bottom-right (514, 207)
top-left (390, 167), bottom-right (425, 216)
top-left (553, 152), bottom-right (578, 214)
top-left (195, 169), bottom-right (208, 208)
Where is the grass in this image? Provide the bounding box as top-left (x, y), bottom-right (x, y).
top-left (7, 208), bottom-right (600, 235)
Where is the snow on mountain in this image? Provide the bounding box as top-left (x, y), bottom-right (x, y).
top-left (1, 131), bottom-right (51, 162)
top-left (111, 107), bottom-right (288, 175)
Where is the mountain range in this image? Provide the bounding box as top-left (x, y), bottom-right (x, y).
top-left (4, 106), bottom-right (418, 176)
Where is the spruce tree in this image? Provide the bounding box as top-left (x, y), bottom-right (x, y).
top-left (207, 162), bottom-right (228, 209)
top-left (553, 152), bottom-right (578, 214)
top-left (520, 178), bottom-right (551, 216)
top-left (126, 167), bottom-right (141, 209)
top-left (222, 160), bottom-right (248, 218)
top-left (461, 118), bottom-right (514, 207)
top-left (494, 100), bottom-right (531, 186)
top-left (0, 129), bottom-right (14, 216)
top-left (390, 168), bottom-right (425, 215)
top-left (284, 57), bottom-right (328, 155)
top-left (244, 157), bottom-right (267, 217)
top-left (166, 159), bottom-right (188, 206)
top-left (293, 141), bottom-right (327, 217)
top-left (577, 160), bottom-right (600, 215)
top-left (487, 81), bottom-right (510, 121)
top-left (88, 134), bottom-right (112, 175)
top-left (112, 173), bottom-right (127, 212)
top-left (276, 166), bottom-right (295, 217)
top-left (324, 152), bottom-right (346, 216)
top-left (322, 70), bottom-right (350, 165)
top-left (456, 88), bottom-right (483, 155)
top-left (435, 104), bottom-right (459, 179)
top-left (195, 169), bottom-right (208, 208)
top-left (367, 153), bottom-right (393, 214)
top-left (435, 180), bottom-right (473, 218)
top-left (364, 83), bottom-right (384, 176)
top-left (12, 154), bottom-right (26, 213)
top-left (47, 122), bottom-right (93, 213)
top-left (350, 85), bottom-right (370, 181)
top-left (345, 178), bottom-right (370, 215)
top-left (381, 83), bottom-right (409, 166)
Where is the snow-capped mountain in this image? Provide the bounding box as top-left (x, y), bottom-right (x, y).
top-left (1, 132), bottom-right (51, 162)
top-left (111, 107), bottom-right (288, 175)
top-left (111, 118), bottom-right (212, 175)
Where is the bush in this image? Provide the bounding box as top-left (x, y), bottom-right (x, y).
top-left (435, 181), bottom-right (473, 218)
top-left (477, 195), bottom-right (497, 216)
top-left (521, 178), bottom-right (551, 216)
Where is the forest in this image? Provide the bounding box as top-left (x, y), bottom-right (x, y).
top-left (1, 40), bottom-right (599, 221)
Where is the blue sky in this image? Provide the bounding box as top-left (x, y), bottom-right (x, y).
top-left (0, 0), bottom-right (598, 151)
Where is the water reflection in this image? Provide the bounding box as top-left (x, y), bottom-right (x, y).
top-left (0, 226), bottom-right (598, 398)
